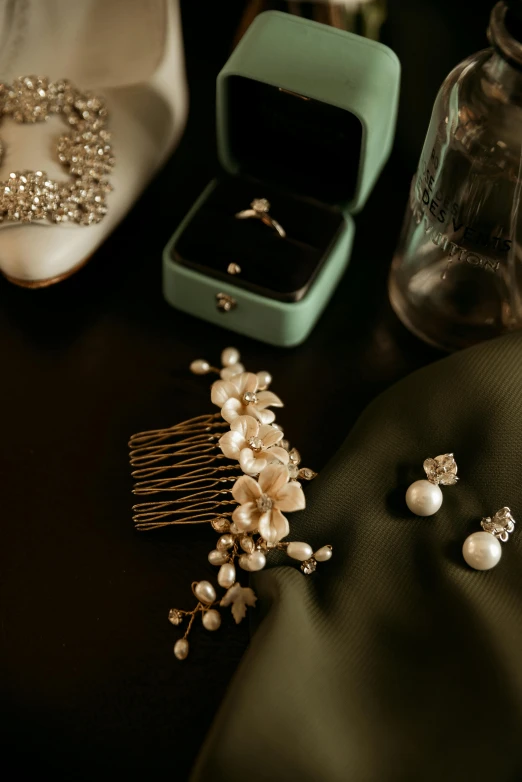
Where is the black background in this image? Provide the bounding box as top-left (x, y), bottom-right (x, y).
top-left (0, 1), bottom-right (499, 779)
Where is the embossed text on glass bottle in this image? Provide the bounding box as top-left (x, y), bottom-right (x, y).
top-left (389, 2), bottom-right (522, 351)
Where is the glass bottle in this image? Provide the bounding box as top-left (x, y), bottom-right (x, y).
top-left (389, 1), bottom-right (522, 351)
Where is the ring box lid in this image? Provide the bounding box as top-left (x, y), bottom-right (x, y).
top-left (217, 11), bottom-right (400, 214)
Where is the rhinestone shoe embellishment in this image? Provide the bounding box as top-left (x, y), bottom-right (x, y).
top-left (0, 76), bottom-right (114, 225)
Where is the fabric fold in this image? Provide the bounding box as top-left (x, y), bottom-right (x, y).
top-left (192, 332), bottom-right (522, 782)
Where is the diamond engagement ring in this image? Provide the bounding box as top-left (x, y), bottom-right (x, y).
top-left (235, 198), bottom-right (286, 238)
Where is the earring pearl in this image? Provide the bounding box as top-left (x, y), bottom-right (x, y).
top-left (406, 480), bottom-right (443, 516)
top-left (463, 507), bottom-right (515, 571)
top-left (462, 531), bottom-right (502, 570)
top-left (405, 453), bottom-right (458, 517)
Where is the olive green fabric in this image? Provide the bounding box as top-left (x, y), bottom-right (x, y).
top-left (191, 332), bottom-right (522, 782)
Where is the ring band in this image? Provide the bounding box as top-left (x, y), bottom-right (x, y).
top-left (235, 198), bottom-right (286, 238)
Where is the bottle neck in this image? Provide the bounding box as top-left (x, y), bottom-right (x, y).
top-left (488, 1), bottom-right (522, 70)
top-left (483, 50), bottom-right (522, 101)
top-left (485, 2), bottom-right (522, 101)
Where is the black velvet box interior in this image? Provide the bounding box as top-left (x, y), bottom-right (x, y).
top-left (171, 77), bottom-right (362, 303)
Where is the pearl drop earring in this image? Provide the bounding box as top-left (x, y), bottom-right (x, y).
top-left (405, 453), bottom-right (458, 516)
top-left (463, 507), bottom-right (516, 570)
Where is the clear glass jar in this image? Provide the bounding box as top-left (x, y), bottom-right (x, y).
top-left (389, 1), bottom-right (522, 351)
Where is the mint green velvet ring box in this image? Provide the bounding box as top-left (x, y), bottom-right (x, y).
top-left (163, 11), bottom-right (400, 347)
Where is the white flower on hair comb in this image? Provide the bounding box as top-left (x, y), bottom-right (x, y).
top-left (129, 348), bottom-right (332, 660)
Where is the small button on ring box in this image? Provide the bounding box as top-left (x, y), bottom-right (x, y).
top-left (163, 11), bottom-right (400, 347)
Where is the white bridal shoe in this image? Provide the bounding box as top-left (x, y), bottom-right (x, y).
top-left (0, 0), bottom-right (187, 287)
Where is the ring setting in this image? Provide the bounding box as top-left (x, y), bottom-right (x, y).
top-left (235, 198), bottom-right (286, 238)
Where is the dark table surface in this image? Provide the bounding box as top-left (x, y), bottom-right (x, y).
top-left (0, 1), bottom-right (496, 779)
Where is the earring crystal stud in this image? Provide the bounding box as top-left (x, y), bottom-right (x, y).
top-left (405, 453), bottom-right (458, 516)
top-left (463, 507), bottom-right (516, 570)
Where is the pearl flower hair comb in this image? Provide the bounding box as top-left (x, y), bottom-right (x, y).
top-left (129, 348), bottom-right (332, 660)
